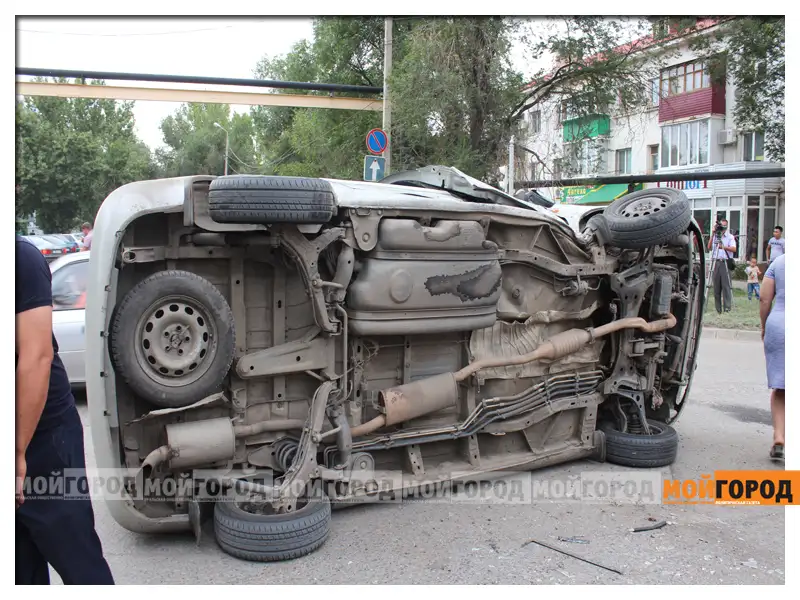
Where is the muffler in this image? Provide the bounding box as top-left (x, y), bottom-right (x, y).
top-left (350, 373), bottom-right (458, 437)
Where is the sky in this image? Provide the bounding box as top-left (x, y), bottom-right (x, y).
top-left (16, 17), bottom-right (546, 151)
top-left (16, 18), bottom-right (316, 149)
top-left (16, 17), bottom-right (560, 150)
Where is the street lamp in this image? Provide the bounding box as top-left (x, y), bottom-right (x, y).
top-left (214, 122), bottom-right (229, 176)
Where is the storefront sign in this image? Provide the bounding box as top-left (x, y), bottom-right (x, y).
top-left (656, 180), bottom-right (708, 190)
top-left (562, 186), bottom-right (593, 203)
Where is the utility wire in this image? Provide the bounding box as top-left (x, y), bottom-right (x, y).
top-left (16, 21), bottom-right (270, 37)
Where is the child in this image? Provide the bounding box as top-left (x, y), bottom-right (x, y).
top-left (745, 257), bottom-right (761, 301)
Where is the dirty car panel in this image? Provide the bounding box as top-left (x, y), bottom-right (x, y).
top-left (85, 171), bottom-right (704, 553)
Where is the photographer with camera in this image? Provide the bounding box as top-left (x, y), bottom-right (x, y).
top-left (707, 218), bottom-right (737, 313)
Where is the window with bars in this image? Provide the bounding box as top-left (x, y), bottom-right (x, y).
top-left (660, 120), bottom-right (709, 168)
top-left (660, 60), bottom-right (711, 99)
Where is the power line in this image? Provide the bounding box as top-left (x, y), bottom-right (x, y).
top-left (15, 21), bottom-right (269, 37)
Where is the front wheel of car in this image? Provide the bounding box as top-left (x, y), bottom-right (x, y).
top-left (602, 188), bottom-right (692, 249)
top-left (214, 491), bottom-right (331, 562)
top-left (598, 419), bottom-right (678, 468)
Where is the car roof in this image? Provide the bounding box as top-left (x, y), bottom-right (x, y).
top-left (49, 251), bottom-right (90, 272)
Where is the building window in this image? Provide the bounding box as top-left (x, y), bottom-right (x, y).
top-left (743, 131), bottom-right (765, 161)
top-left (659, 60), bottom-right (711, 99)
top-left (660, 119), bottom-right (709, 168)
top-left (565, 139), bottom-right (606, 176)
top-left (650, 78), bottom-right (660, 106)
top-left (529, 110), bottom-right (541, 134)
top-left (648, 145), bottom-right (659, 173)
top-left (552, 158), bottom-right (563, 181)
top-left (615, 148), bottom-right (632, 174)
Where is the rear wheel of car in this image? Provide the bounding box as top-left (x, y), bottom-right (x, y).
top-left (110, 270), bottom-right (235, 408)
top-left (602, 188), bottom-right (692, 249)
top-left (208, 175), bottom-right (336, 225)
top-left (598, 419), bottom-right (678, 468)
top-left (214, 491), bottom-right (331, 562)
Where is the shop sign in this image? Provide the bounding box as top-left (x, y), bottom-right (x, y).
top-left (562, 186), bottom-right (593, 203)
top-left (656, 180), bottom-right (708, 190)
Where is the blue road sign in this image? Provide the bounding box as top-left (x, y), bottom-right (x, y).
top-left (363, 155), bottom-right (386, 182)
top-left (366, 128), bottom-right (388, 155)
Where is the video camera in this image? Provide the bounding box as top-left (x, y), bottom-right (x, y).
top-left (713, 220), bottom-right (727, 236)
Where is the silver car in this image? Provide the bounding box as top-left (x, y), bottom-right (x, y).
top-left (50, 251), bottom-right (89, 388)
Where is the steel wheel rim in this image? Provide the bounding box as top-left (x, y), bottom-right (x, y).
top-left (620, 197), bottom-right (668, 219)
top-left (134, 295), bottom-right (216, 387)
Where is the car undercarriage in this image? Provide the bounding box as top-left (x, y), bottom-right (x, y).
top-left (87, 167), bottom-right (705, 561)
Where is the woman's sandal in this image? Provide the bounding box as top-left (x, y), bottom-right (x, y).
top-left (769, 443), bottom-right (785, 462)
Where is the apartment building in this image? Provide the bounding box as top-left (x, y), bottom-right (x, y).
top-left (515, 19), bottom-right (784, 263)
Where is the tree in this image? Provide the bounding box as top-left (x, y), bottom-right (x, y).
top-left (250, 18), bottom-right (389, 179)
top-left (390, 18), bottom-right (524, 182)
top-left (690, 17), bottom-right (785, 161)
top-left (15, 78), bottom-right (154, 232)
top-left (156, 103), bottom-right (258, 177)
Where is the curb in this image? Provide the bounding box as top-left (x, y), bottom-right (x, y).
top-left (702, 327), bottom-right (761, 342)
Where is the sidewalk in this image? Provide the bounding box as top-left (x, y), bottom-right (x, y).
top-left (702, 327), bottom-right (761, 342)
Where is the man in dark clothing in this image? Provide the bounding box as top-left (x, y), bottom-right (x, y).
top-left (15, 235), bottom-right (114, 585)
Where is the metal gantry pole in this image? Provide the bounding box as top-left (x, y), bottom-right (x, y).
top-left (382, 17), bottom-right (393, 175)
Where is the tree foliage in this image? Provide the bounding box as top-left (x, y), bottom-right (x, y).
top-left (15, 78), bottom-right (154, 233)
top-left (690, 17), bottom-right (785, 161)
top-left (156, 103), bottom-right (258, 177)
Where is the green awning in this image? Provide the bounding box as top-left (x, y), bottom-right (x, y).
top-left (573, 183), bottom-right (642, 205)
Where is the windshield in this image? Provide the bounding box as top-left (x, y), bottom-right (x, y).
top-left (25, 236), bottom-right (48, 249)
top-left (381, 165), bottom-right (545, 212)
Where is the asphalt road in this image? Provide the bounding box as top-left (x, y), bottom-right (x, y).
top-left (57, 336), bottom-right (784, 584)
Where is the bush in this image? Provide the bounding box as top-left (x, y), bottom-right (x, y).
top-left (733, 263), bottom-right (747, 281)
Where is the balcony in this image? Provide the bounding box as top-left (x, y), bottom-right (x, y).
top-left (659, 84), bottom-right (726, 122)
top-left (562, 114), bottom-right (610, 142)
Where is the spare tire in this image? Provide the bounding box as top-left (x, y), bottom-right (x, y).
top-left (214, 491), bottom-right (331, 562)
top-left (598, 419), bottom-right (678, 468)
top-left (110, 270), bottom-right (235, 408)
top-left (208, 175), bottom-right (335, 225)
top-left (602, 188), bottom-right (691, 249)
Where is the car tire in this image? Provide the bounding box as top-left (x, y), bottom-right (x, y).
top-left (598, 419), bottom-right (678, 468)
top-left (110, 270), bottom-right (235, 408)
top-left (214, 492), bottom-right (331, 562)
top-left (208, 175), bottom-right (336, 225)
top-left (602, 188), bottom-right (692, 249)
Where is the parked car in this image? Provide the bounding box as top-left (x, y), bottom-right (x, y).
top-left (50, 252), bottom-right (89, 388)
top-left (86, 167), bottom-right (705, 561)
top-left (24, 235), bottom-right (70, 261)
top-left (51, 233), bottom-right (81, 253)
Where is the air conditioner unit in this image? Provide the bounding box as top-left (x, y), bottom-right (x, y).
top-left (717, 129), bottom-right (738, 145)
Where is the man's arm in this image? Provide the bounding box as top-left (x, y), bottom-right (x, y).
top-left (766, 241), bottom-right (771, 261)
top-left (15, 306), bottom-right (54, 459)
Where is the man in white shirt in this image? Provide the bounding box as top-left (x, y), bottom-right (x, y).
top-left (707, 219), bottom-right (736, 313)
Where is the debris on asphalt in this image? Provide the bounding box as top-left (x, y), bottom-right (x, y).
top-left (631, 520), bottom-right (668, 532)
top-left (522, 537), bottom-right (623, 575)
top-left (741, 558), bottom-right (759, 569)
top-left (557, 536), bottom-right (589, 544)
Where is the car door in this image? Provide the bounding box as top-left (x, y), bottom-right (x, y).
top-left (51, 259), bottom-right (89, 387)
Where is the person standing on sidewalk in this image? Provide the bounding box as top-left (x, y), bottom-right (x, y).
top-left (745, 257), bottom-right (761, 301)
top-left (81, 221), bottom-right (93, 251)
top-left (16, 235), bottom-right (114, 584)
top-left (707, 219), bottom-right (737, 313)
top-left (760, 253), bottom-right (785, 462)
top-left (766, 225), bottom-right (784, 263)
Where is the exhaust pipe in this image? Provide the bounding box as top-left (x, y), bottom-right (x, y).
top-left (351, 314), bottom-right (677, 438)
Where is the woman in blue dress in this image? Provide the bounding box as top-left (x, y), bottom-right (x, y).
top-left (760, 253), bottom-right (785, 461)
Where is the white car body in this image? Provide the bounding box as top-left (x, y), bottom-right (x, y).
top-left (547, 203), bottom-right (601, 234)
top-left (50, 252), bottom-right (90, 388)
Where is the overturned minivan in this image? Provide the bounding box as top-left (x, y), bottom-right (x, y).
top-left (85, 166), bottom-right (705, 561)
